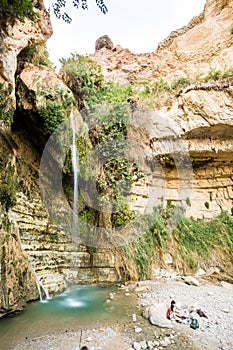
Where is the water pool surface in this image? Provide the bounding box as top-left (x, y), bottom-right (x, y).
top-left (0, 285), bottom-right (136, 349)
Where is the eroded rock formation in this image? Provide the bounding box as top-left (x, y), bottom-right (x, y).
top-left (91, 0), bottom-right (233, 84)
top-left (0, 4), bottom-right (52, 118)
top-left (90, 0), bottom-right (233, 218)
top-left (0, 228), bottom-right (38, 318)
top-left (127, 78), bottom-right (233, 218)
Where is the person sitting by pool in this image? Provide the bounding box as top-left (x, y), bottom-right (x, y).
top-left (166, 300), bottom-right (176, 320)
top-left (166, 300), bottom-right (182, 321)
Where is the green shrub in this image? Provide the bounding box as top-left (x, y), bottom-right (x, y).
top-left (0, 83), bottom-right (14, 125)
top-left (136, 78), bottom-right (171, 100)
top-left (222, 67), bottom-right (233, 78)
top-left (96, 81), bottom-right (133, 104)
top-left (18, 44), bottom-right (52, 67)
top-left (37, 84), bottom-right (74, 134)
top-left (174, 212), bottom-right (233, 271)
top-left (204, 68), bottom-right (222, 81)
top-left (60, 54), bottom-right (135, 109)
top-left (39, 102), bottom-right (66, 134)
top-left (116, 207), bottom-right (233, 280)
top-left (151, 78), bottom-right (171, 94)
top-left (0, 163), bottom-right (17, 211)
top-left (171, 77), bottom-right (191, 90)
top-left (60, 54), bottom-right (104, 109)
top-left (0, 0), bottom-right (35, 24)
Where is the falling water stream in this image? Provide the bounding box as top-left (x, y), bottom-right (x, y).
top-left (70, 112), bottom-right (78, 240)
top-left (29, 262), bottom-right (43, 302)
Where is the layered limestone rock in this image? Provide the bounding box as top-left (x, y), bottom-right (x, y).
top-left (174, 78), bottom-right (233, 218)
top-left (9, 192), bottom-right (118, 298)
top-left (127, 78), bottom-right (233, 218)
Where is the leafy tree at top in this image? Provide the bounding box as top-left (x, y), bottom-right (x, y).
top-left (49, 0), bottom-right (108, 23)
top-left (0, 0), bottom-right (107, 25)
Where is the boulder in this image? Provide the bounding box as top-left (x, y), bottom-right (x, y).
top-left (143, 303), bottom-right (173, 328)
top-left (95, 35), bottom-right (114, 52)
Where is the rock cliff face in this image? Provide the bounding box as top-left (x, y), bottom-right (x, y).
top-left (126, 78), bottom-right (233, 218)
top-left (0, 228), bottom-right (38, 318)
top-left (0, 5), bottom-right (53, 316)
top-left (0, 2), bottom-right (117, 317)
top-left (91, 0), bottom-right (233, 219)
top-left (0, 4), bottom-right (52, 119)
top-left (91, 0), bottom-right (233, 84)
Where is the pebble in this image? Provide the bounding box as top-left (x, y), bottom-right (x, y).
top-left (139, 340), bottom-right (147, 349)
top-left (159, 337), bottom-right (171, 347)
top-left (133, 342), bottom-right (141, 350)
top-left (135, 327), bottom-right (142, 333)
top-left (221, 309), bottom-right (229, 313)
top-left (147, 340), bottom-right (154, 348)
top-left (109, 293), bottom-right (114, 300)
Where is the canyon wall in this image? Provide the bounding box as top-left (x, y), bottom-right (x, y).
top-left (91, 0), bottom-right (233, 83)
top-left (126, 78), bottom-right (233, 218)
top-left (91, 0), bottom-right (233, 219)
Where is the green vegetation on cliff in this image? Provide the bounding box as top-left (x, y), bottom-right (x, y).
top-left (17, 44), bottom-right (52, 68)
top-left (60, 55), bottom-right (233, 263)
top-left (0, 83), bottom-right (14, 126)
top-left (60, 55), bottom-right (143, 230)
top-left (0, 161), bottom-right (17, 211)
top-left (134, 67), bottom-right (233, 108)
top-left (0, 0), bottom-right (35, 23)
top-left (116, 207), bottom-right (233, 281)
top-left (60, 54), bottom-right (133, 109)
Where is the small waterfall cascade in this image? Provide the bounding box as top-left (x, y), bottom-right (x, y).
top-left (8, 210), bottom-right (46, 303)
top-left (43, 287), bottom-right (51, 300)
top-left (70, 112), bottom-right (79, 240)
top-left (29, 262), bottom-right (43, 302)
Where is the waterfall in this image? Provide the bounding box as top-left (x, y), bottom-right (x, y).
top-left (8, 210), bottom-right (45, 303)
top-left (29, 262), bottom-right (43, 302)
top-left (43, 288), bottom-right (51, 300)
top-left (70, 113), bottom-right (78, 240)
